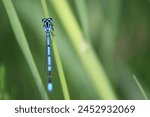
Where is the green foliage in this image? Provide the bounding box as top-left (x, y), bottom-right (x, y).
top-left (0, 65), bottom-right (5, 99)
top-left (0, 65), bottom-right (10, 99)
top-left (0, 0), bottom-right (150, 99)
top-left (2, 0), bottom-right (48, 99)
top-left (133, 75), bottom-right (148, 100)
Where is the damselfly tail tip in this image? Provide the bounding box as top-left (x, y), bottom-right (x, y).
top-left (48, 82), bottom-right (53, 92)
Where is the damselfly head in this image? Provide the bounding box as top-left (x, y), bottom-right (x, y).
top-left (42, 18), bottom-right (53, 31)
top-left (42, 18), bottom-right (52, 22)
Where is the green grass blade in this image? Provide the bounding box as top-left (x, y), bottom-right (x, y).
top-left (2, 0), bottom-right (48, 99)
top-left (40, 0), bottom-right (49, 18)
top-left (74, 0), bottom-right (90, 40)
top-left (133, 75), bottom-right (148, 100)
top-left (50, 0), bottom-right (117, 99)
top-left (0, 65), bottom-right (11, 100)
top-left (0, 65), bottom-right (5, 99)
top-left (52, 39), bottom-right (71, 100)
top-left (40, 0), bottom-right (71, 100)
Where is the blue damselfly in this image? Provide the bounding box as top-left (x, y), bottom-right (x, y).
top-left (42, 18), bottom-right (54, 92)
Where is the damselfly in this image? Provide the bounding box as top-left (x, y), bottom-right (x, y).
top-left (42, 18), bottom-right (54, 92)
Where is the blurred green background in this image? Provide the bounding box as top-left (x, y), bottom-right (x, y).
top-left (0, 0), bottom-right (150, 100)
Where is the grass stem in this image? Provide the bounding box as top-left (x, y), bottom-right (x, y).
top-left (40, 0), bottom-right (71, 100)
top-left (133, 75), bottom-right (148, 100)
top-left (50, 0), bottom-right (117, 99)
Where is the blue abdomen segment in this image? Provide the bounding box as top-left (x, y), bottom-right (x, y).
top-left (48, 82), bottom-right (53, 92)
top-left (48, 56), bottom-right (51, 65)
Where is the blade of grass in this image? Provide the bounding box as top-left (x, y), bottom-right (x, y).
top-left (40, 0), bottom-right (70, 100)
top-left (0, 65), bottom-right (11, 100)
top-left (74, 0), bottom-right (90, 40)
top-left (50, 0), bottom-right (117, 99)
top-left (133, 75), bottom-right (148, 100)
top-left (2, 0), bottom-right (48, 99)
top-left (0, 65), bottom-right (5, 99)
